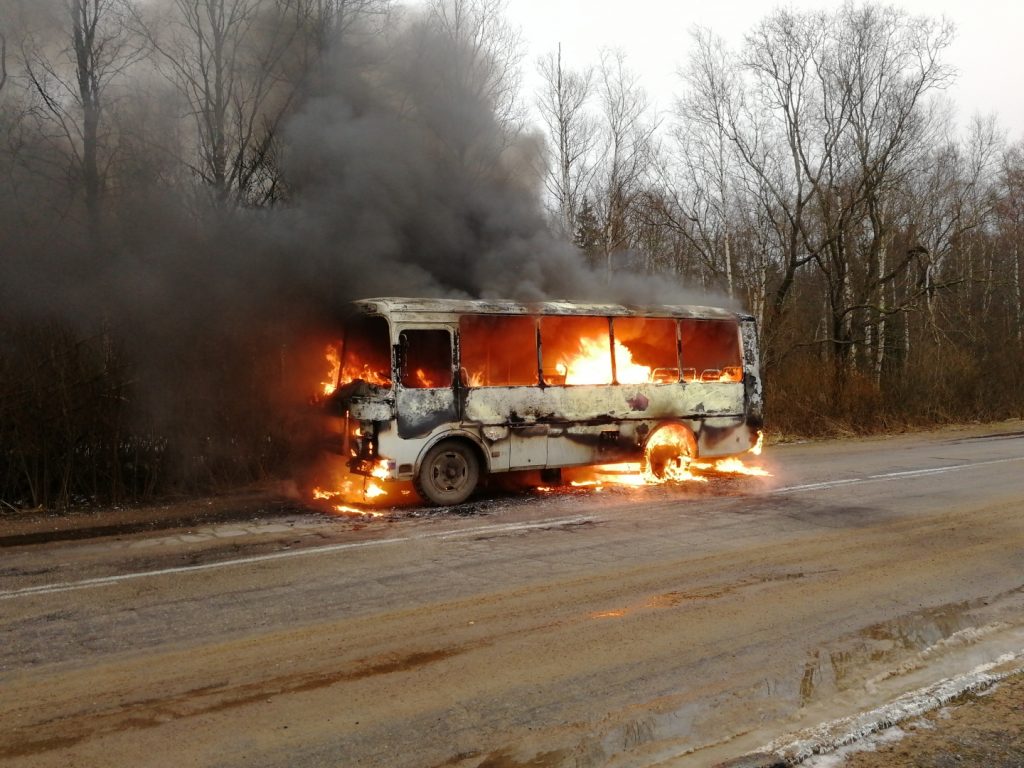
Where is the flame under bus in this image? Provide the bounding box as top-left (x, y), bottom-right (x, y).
top-left (324, 298), bottom-right (763, 505)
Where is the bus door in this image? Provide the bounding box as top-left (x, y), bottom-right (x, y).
top-left (395, 328), bottom-right (458, 439)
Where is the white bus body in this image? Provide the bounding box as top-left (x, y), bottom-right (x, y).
top-left (325, 298), bottom-right (763, 505)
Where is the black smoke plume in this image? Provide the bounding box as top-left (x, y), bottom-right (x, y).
top-left (0, 3), bottom-right (704, 507)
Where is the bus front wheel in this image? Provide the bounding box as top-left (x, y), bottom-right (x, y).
top-left (415, 439), bottom-right (480, 506)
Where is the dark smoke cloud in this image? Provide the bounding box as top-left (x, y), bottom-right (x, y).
top-left (0, 1), bottom-right (724, 502)
top-left (272, 8), bottom-right (714, 309)
top-left (2, 2), bottom-right (721, 334)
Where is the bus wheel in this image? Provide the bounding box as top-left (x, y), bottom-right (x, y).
top-left (642, 423), bottom-right (697, 481)
top-left (415, 439), bottom-right (480, 506)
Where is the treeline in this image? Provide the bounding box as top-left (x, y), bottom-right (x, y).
top-left (537, 5), bottom-right (1024, 434)
top-left (0, 0), bottom-right (1021, 509)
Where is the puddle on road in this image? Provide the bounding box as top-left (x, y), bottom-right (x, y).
top-left (477, 585), bottom-right (1024, 768)
top-left (795, 596), bottom-right (1010, 707)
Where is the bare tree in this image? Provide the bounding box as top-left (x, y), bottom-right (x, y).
top-left (592, 48), bottom-right (655, 280)
top-left (661, 28), bottom-right (753, 299)
top-left (426, 0), bottom-right (524, 145)
top-left (998, 140), bottom-right (1024, 343)
top-left (21, 0), bottom-right (144, 241)
top-left (681, 6), bottom-right (954, 396)
top-left (134, 0), bottom-right (304, 207)
top-left (275, 0), bottom-right (392, 104)
top-left (681, 22), bottom-right (819, 349)
top-left (829, 4), bottom-right (954, 376)
top-left (292, 0), bottom-right (391, 56)
top-left (536, 43), bottom-right (595, 237)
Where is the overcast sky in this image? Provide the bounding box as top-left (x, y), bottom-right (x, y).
top-left (503, 0), bottom-right (1024, 139)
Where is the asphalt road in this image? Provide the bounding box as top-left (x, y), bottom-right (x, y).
top-left (2, 423), bottom-right (1024, 768)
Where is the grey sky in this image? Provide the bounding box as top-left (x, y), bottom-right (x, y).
top-left (504, 0), bottom-right (1024, 139)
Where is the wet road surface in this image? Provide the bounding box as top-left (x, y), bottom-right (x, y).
top-left (1, 423), bottom-right (1023, 767)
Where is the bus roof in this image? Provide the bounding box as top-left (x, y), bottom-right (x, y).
top-left (352, 297), bottom-right (749, 321)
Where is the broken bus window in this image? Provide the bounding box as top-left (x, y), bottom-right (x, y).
top-left (399, 329), bottom-right (453, 389)
top-left (540, 315), bottom-right (613, 386)
top-left (680, 319), bottom-right (742, 382)
top-left (459, 315), bottom-right (538, 387)
top-left (341, 315), bottom-right (392, 388)
top-left (613, 317), bottom-right (679, 383)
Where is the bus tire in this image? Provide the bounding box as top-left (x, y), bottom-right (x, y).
top-left (642, 423), bottom-right (697, 481)
top-left (414, 439), bottom-right (480, 506)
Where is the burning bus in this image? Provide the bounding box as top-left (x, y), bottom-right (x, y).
top-left (321, 298), bottom-right (763, 505)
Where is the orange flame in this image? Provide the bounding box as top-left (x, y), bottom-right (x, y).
top-left (322, 345), bottom-right (341, 396)
top-left (558, 337), bottom-right (651, 385)
top-left (563, 430), bottom-right (768, 490)
top-left (750, 430), bottom-right (764, 456)
top-left (364, 482), bottom-right (387, 499)
top-left (310, 458), bottom-right (396, 515)
top-left (319, 342), bottom-right (391, 396)
top-left (332, 504), bottom-right (386, 518)
top-left (311, 485), bottom-right (386, 516)
top-left (555, 333), bottom-right (744, 385)
top-left (698, 457), bottom-right (771, 476)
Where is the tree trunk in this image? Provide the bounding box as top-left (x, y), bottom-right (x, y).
top-left (1014, 236), bottom-right (1022, 344)
top-left (874, 243), bottom-right (887, 384)
top-left (72, 0), bottom-right (103, 245)
top-left (723, 230), bottom-right (734, 299)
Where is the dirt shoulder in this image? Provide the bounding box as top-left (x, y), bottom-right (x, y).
top-left (826, 672), bottom-right (1024, 768)
top-left (0, 485), bottom-right (303, 546)
top-left (768, 416), bottom-right (1024, 447)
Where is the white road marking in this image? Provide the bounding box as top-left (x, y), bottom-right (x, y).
top-left (0, 515), bottom-right (595, 601)
top-left (772, 456), bottom-right (1024, 494)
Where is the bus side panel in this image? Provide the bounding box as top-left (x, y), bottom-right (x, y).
top-left (693, 416), bottom-right (758, 456)
top-left (395, 388), bottom-right (458, 439)
top-left (462, 382), bottom-right (753, 465)
top-left (547, 423), bottom-right (638, 466)
top-left (544, 417), bottom-right (757, 466)
top-left (740, 318), bottom-right (764, 429)
top-left (509, 425), bottom-right (548, 469)
top-left (462, 382), bottom-right (744, 426)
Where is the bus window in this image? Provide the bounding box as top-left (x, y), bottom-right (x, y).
top-left (540, 316), bottom-right (612, 386)
top-left (613, 318), bottom-right (679, 384)
top-left (459, 315), bottom-right (538, 387)
top-left (400, 329), bottom-right (453, 389)
top-left (341, 315), bottom-right (392, 388)
top-left (680, 319), bottom-right (742, 382)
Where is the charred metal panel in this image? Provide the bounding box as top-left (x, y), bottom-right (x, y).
top-left (548, 423), bottom-right (637, 466)
top-left (739, 318), bottom-right (764, 428)
top-left (462, 382), bottom-right (744, 427)
top-left (358, 297), bottom-right (741, 323)
top-left (347, 397), bottom-right (394, 422)
top-left (462, 382), bottom-right (747, 464)
top-left (396, 388), bottom-right (458, 439)
top-left (330, 380), bottom-right (395, 422)
top-left (481, 425), bottom-right (510, 442)
top-left (691, 417), bottom-right (758, 456)
top-left (485, 437), bottom-right (512, 471)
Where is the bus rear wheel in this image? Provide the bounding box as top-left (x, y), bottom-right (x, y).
top-left (415, 439), bottom-right (480, 506)
top-left (642, 423), bottom-right (697, 481)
